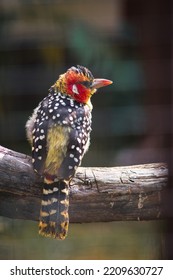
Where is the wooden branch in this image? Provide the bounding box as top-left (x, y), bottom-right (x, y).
top-left (0, 145), bottom-right (168, 223)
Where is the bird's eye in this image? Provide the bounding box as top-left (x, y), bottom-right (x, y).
top-left (80, 81), bottom-right (92, 88)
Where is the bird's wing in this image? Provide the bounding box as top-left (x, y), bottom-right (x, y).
top-left (31, 99), bottom-right (49, 176)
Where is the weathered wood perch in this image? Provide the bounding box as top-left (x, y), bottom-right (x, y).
top-left (0, 145), bottom-right (168, 223)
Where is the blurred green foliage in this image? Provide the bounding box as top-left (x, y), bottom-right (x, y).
top-left (0, 218), bottom-right (163, 260)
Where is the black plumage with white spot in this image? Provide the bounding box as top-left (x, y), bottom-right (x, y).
top-left (31, 86), bottom-right (92, 180)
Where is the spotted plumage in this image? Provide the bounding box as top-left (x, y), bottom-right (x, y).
top-left (26, 65), bottom-right (112, 240)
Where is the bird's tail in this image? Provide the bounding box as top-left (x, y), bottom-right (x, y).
top-left (39, 180), bottom-right (69, 240)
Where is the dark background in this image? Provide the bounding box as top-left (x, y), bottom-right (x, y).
top-left (0, 0), bottom-right (172, 259)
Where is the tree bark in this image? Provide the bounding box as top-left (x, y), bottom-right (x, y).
top-left (0, 145), bottom-right (168, 223)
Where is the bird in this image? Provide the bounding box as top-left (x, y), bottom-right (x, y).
top-left (26, 65), bottom-right (112, 240)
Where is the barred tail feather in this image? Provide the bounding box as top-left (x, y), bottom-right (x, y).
top-left (39, 181), bottom-right (69, 240)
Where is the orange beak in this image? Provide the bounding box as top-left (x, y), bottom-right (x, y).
top-left (91, 78), bottom-right (113, 89)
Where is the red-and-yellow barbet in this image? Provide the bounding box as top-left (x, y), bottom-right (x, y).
top-left (26, 65), bottom-right (112, 240)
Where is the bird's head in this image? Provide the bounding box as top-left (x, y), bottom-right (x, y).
top-left (54, 65), bottom-right (112, 106)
